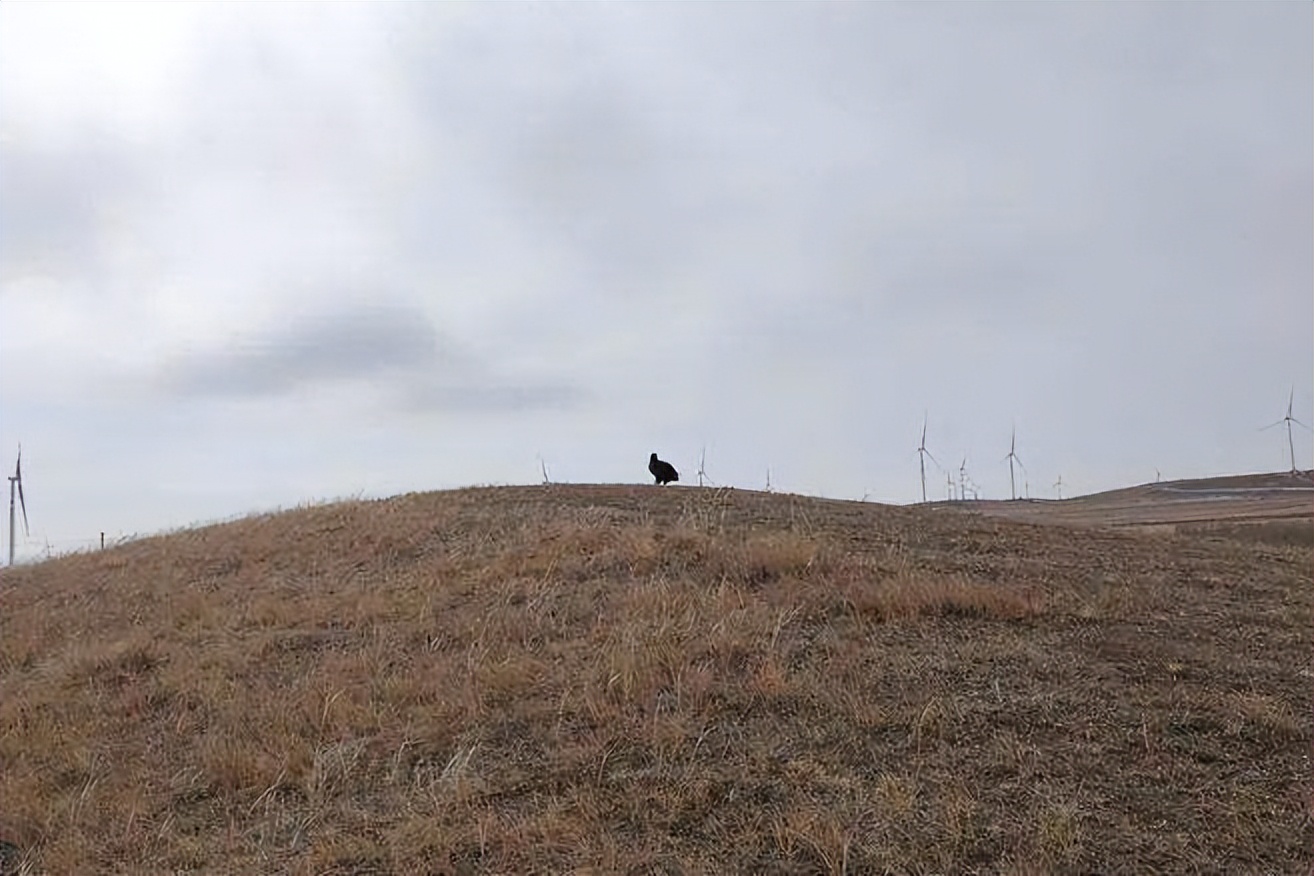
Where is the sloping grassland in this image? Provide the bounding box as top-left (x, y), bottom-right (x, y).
top-left (1, 484), bottom-right (1310, 874)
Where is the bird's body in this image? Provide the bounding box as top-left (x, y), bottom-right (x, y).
top-left (648, 452), bottom-right (679, 485)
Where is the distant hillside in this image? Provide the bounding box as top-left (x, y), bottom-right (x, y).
top-left (1150, 469), bottom-right (1314, 491)
top-left (1, 484), bottom-right (1310, 873)
top-left (968, 470), bottom-right (1313, 530)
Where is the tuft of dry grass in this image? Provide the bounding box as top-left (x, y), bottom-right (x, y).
top-left (0, 483), bottom-right (1310, 873)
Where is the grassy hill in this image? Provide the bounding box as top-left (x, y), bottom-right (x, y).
top-left (1, 484), bottom-right (1310, 874)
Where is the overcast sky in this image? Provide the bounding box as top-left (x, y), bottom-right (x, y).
top-left (2, 3), bottom-right (1311, 560)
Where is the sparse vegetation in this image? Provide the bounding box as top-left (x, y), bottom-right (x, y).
top-left (1, 484), bottom-right (1310, 873)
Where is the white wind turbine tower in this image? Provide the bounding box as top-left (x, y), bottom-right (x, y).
top-left (1260, 388), bottom-right (1310, 474)
top-left (8, 445), bottom-right (29, 567)
top-left (958, 456), bottom-right (977, 501)
top-left (1054, 474), bottom-right (1064, 500)
top-left (1004, 426), bottom-right (1027, 501)
top-left (916, 414), bottom-right (941, 503)
top-left (696, 445), bottom-right (715, 487)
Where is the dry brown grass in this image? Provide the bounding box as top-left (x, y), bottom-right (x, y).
top-left (1, 483), bottom-right (1310, 874)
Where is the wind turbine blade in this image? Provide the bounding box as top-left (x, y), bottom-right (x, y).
top-left (1259, 420), bottom-right (1285, 431)
top-left (1288, 387), bottom-right (1295, 418)
top-left (925, 449), bottom-right (942, 471)
top-left (1291, 416), bottom-right (1312, 431)
top-left (18, 479), bottom-right (28, 537)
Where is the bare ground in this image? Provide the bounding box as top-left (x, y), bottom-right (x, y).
top-left (1, 482), bottom-right (1310, 874)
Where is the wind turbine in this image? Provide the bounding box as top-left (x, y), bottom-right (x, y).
top-left (1260, 388), bottom-right (1310, 474)
top-left (696, 445), bottom-right (715, 487)
top-left (1004, 427), bottom-right (1027, 501)
top-left (916, 413), bottom-right (941, 503)
top-left (1054, 474), bottom-right (1063, 500)
top-left (8, 445), bottom-right (29, 567)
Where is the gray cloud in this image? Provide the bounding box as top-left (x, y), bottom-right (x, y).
top-left (402, 381), bottom-right (585, 415)
top-left (164, 305), bottom-right (442, 397)
top-left (162, 303), bottom-right (584, 413)
top-left (0, 136), bottom-right (147, 278)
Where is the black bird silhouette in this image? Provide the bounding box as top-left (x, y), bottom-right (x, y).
top-left (648, 452), bottom-right (679, 485)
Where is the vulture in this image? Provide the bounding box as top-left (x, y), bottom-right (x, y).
top-left (648, 452), bottom-right (679, 485)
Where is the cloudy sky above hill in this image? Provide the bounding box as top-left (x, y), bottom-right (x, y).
top-left (1, 3), bottom-right (1310, 559)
